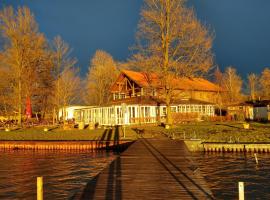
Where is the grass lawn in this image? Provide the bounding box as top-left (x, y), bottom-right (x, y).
top-left (0, 126), bottom-right (138, 141)
top-left (1, 122), bottom-right (270, 142)
top-left (142, 122), bottom-right (270, 143)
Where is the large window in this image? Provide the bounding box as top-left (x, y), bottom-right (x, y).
top-left (114, 93), bottom-right (126, 100)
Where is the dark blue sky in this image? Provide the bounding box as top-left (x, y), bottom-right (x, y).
top-left (1, 0), bottom-right (270, 77)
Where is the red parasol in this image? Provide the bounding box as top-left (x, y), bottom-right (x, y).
top-left (25, 97), bottom-right (32, 119)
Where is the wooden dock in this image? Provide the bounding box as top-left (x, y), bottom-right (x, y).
top-left (77, 137), bottom-right (214, 200)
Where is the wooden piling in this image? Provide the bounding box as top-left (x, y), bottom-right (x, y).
top-left (254, 153), bottom-right (259, 164)
top-left (37, 177), bottom-right (43, 200)
top-left (238, 182), bottom-right (244, 200)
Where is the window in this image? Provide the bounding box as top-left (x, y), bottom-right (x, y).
top-left (171, 106), bottom-right (177, 113)
top-left (194, 105), bottom-right (198, 112)
top-left (145, 107), bottom-right (150, 117)
top-left (163, 107), bottom-right (167, 115)
top-left (190, 105), bottom-right (194, 112)
top-left (183, 106), bottom-right (186, 113)
top-left (186, 105), bottom-right (190, 112)
top-left (120, 94), bottom-right (125, 99)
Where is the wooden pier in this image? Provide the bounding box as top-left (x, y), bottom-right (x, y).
top-left (77, 137), bottom-right (214, 200)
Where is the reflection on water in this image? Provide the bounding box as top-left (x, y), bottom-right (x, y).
top-left (0, 150), bottom-right (115, 199)
top-left (192, 152), bottom-right (270, 200)
top-left (1, 150), bottom-right (270, 199)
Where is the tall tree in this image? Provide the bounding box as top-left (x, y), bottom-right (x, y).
top-left (33, 52), bottom-right (54, 120)
top-left (86, 50), bottom-right (118, 105)
top-left (51, 36), bottom-right (77, 122)
top-left (129, 0), bottom-right (213, 125)
top-left (247, 73), bottom-right (259, 101)
top-left (0, 55), bottom-right (14, 117)
top-left (222, 67), bottom-right (243, 104)
top-left (260, 68), bottom-right (270, 99)
top-left (58, 68), bottom-right (81, 123)
top-left (0, 6), bottom-right (48, 126)
top-left (214, 66), bottom-right (223, 117)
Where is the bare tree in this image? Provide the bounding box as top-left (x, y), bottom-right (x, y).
top-left (222, 67), bottom-right (243, 104)
top-left (260, 68), bottom-right (270, 99)
top-left (0, 57), bottom-right (14, 117)
top-left (33, 52), bottom-right (54, 120)
top-left (247, 73), bottom-right (259, 101)
top-left (0, 6), bottom-right (48, 126)
top-left (86, 50), bottom-right (118, 105)
top-left (50, 36), bottom-right (77, 123)
top-left (129, 0), bottom-right (213, 125)
top-left (214, 67), bottom-right (223, 117)
top-left (58, 67), bottom-right (81, 124)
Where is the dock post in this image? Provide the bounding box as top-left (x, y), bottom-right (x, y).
top-left (238, 182), bottom-right (244, 200)
top-left (37, 177), bottom-right (43, 200)
top-left (254, 153), bottom-right (259, 165)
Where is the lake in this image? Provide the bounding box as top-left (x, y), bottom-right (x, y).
top-left (0, 150), bottom-right (115, 199)
top-left (193, 152), bottom-right (270, 199)
top-left (1, 150), bottom-right (270, 199)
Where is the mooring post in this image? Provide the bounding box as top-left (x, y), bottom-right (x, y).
top-left (37, 177), bottom-right (43, 200)
top-left (254, 153), bottom-right (259, 165)
top-left (238, 182), bottom-right (244, 200)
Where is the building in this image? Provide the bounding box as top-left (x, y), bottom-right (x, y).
top-left (227, 100), bottom-right (270, 121)
top-left (73, 70), bottom-right (222, 126)
top-left (253, 100), bottom-right (270, 121)
top-left (58, 106), bottom-right (94, 121)
top-left (110, 70), bottom-right (222, 104)
top-left (227, 102), bottom-right (254, 120)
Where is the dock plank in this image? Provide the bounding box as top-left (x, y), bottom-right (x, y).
top-left (78, 137), bottom-right (214, 200)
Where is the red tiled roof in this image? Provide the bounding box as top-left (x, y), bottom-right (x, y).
top-left (121, 70), bottom-right (158, 88)
top-left (111, 70), bottom-right (223, 92)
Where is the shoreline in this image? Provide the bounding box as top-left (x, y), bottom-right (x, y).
top-left (0, 140), bottom-right (134, 150)
top-left (184, 139), bottom-right (270, 153)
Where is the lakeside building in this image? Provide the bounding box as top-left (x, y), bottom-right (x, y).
top-left (72, 70), bottom-right (222, 126)
top-left (227, 100), bottom-right (270, 121)
top-left (58, 106), bottom-right (94, 121)
top-left (253, 100), bottom-right (270, 121)
top-left (227, 102), bottom-right (254, 120)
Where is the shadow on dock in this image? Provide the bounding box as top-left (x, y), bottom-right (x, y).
top-left (75, 135), bottom-right (214, 200)
top-left (141, 138), bottom-right (214, 199)
top-left (97, 126), bottom-right (133, 152)
top-left (79, 156), bottom-right (122, 200)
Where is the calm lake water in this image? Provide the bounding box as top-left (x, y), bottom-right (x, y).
top-left (0, 150), bottom-right (115, 199)
top-left (1, 150), bottom-right (270, 199)
top-left (193, 152), bottom-right (270, 200)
